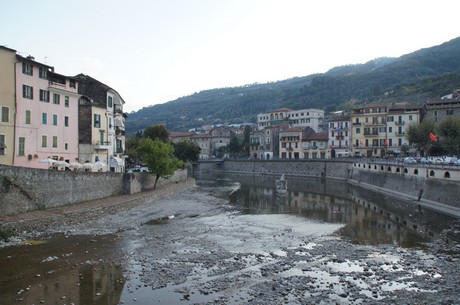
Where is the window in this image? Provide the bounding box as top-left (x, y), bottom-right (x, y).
top-left (409, 115), bottom-right (413, 121)
top-left (94, 114), bottom-right (101, 128)
top-left (69, 80), bottom-right (76, 88)
top-left (42, 113), bottom-right (47, 124)
top-left (22, 62), bottom-right (33, 75)
top-left (64, 116), bottom-right (69, 127)
top-left (41, 135), bottom-right (47, 148)
top-left (53, 114), bottom-right (57, 126)
top-left (1, 106), bottom-right (9, 122)
top-left (107, 96), bottom-right (113, 108)
top-left (39, 89), bottom-right (49, 102)
top-left (64, 96), bottom-right (69, 107)
top-left (447, 109), bottom-right (453, 115)
top-left (53, 93), bottom-right (60, 105)
top-left (25, 110), bottom-right (31, 124)
top-left (52, 136), bottom-right (57, 148)
top-left (389, 126), bottom-right (392, 133)
top-left (356, 128), bottom-right (360, 134)
top-left (99, 131), bottom-right (104, 144)
top-left (0, 134), bottom-right (5, 155)
top-left (23, 85), bottom-right (33, 99)
top-left (39, 67), bottom-right (47, 79)
top-left (18, 137), bottom-right (25, 156)
top-left (65, 143), bottom-right (68, 150)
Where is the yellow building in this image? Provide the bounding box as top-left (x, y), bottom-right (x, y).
top-left (351, 102), bottom-right (389, 157)
top-left (0, 46), bottom-right (17, 165)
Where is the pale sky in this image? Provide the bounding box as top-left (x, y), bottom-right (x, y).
top-left (1, 0), bottom-right (460, 113)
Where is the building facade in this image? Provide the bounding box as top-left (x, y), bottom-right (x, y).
top-left (327, 114), bottom-right (351, 158)
top-left (424, 91), bottom-right (460, 123)
top-left (0, 46), bottom-right (17, 166)
top-left (14, 55), bottom-right (80, 169)
top-left (386, 102), bottom-right (420, 154)
top-left (76, 74), bottom-right (126, 172)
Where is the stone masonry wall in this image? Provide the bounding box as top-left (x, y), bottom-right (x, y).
top-left (193, 160), bottom-right (460, 210)
top-left (0, 165), bottom-right (187, 217)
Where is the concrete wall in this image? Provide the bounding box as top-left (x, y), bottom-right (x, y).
top-left (0, 165), bottom-right (187, 217)
top-left (192, 160), bottom-right (460, 211)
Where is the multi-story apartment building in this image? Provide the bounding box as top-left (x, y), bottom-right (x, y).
top-left (76, 74), bottom-right (126, 172)
top-left (250, 121), bottom-right (289, 160)
top-left (424, 90), bottom-right (460, 123)
top-left (351, 102), bottom-right (389, 158)
top-left (287, 108), bottom-right (325, 132)
top-left (302, 132), bottom-right (329, 159)
top-left (327, 113), bottom-right (351, 158)
top-left (257, 108), bottom-right (291, 129)
top-left (0, 46), bottom-right (17, 165)
top-left (257, 107), bottom-right (325, 132)
top-left (14, 55), bottom-right (80, 169)
top-left (386, 102), bottom-right (420, 153)
top-left (279, 127), bottom-right (305, 159)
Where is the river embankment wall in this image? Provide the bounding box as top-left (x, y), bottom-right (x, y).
top-left (0, 165), bottom-right (187, 217)
top-left (193, 160), bottom-right (460, 213)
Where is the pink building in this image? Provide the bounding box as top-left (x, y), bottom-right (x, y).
top-left (14, 55), bottom-right (80, 169)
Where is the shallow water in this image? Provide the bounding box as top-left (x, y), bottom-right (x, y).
top-left (0, 173), bottom-right (459, 305)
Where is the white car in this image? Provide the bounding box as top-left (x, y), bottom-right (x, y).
top-left (403, 157), bottom-right (417, 164)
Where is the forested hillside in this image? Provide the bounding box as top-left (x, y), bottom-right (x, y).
top-left (126, 37), bottom-right (460, 134)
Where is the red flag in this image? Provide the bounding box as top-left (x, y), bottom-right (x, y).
top-left (359, 140), bottom-right (364, 145)
top-left (429, 132), bottom-right (437, 141)
top-left (385, 139), bottom-right (389, 145)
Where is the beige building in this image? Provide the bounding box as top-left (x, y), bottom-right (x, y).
top-left (351, 102), bottom-right (389, 157)
top-left (302, 132), bottom-right (329, 159)
top-left (386, 102), bottom-right (420, 154)
top-left (257, 107), bottom-right (325, 132)
top-left (0, 46), bottom-right (16, 165)
top-left (279, 127), bottom-right (305, 159)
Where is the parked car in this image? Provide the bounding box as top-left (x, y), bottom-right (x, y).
top-left (126, 166), bottom-right (150, 173)
top-left (455, 159), bottom-right (460, 166)
top-left (432, 158), bottom-right (444, 165)
top-left (443, 157), bottom-right (458, 165)
top-left (419, 157), bottom-right (431, 164)
top-left (403, 157), bottom-right (417, 164)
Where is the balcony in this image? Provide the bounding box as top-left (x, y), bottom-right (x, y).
top-left (335, 135), bottom-right (345, 140)
top-left (363, 132), bottom-right (379, 137)
top-left (395, 131), bottom-right (405, 136)
top-left (352, 122), bottom-right (362, 126)
top-left (395, 121), bottom-right (405, 125)
top-left (93, 141), bottom-right (112, 150)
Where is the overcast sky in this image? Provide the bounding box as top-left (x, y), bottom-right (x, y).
top-left (1, 0), bottom-right (460, 112)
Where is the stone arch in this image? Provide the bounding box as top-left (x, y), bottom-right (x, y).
top-left (430, 170), bottom-right (435, 177)
top-left (404, 168), bottom-right (408, 174)
top-left (396, 167), bottom-right (400, 173)
top-left (414, 169), bottom-right (418, 175)
top-left (387, 166), bottom-right (391, 172)
top-left (444, 171), bottom-right (450, 178)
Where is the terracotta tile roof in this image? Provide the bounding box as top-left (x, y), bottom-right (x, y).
top-left (305, 132), bottom-right (328, 141)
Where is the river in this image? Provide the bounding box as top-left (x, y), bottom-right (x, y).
top-left (0, 173), bottom-right (459, 304)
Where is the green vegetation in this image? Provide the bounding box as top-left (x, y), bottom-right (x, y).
top-left (173, 141), bottom-right (201, 162)
top-left (137, 138), bottom-right (183, 190)
top-left (406, 117), bottom-right (460, 156)
top-left (126, 37), bottom-right (460, 133)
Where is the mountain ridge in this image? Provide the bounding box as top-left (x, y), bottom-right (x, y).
top-left (126, 37), bottom-right (460, 134)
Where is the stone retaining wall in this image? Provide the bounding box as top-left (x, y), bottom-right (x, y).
top-left (193, 160), bottom-right (460, 211)
top-left (0, 165), bottom-right (187, 217)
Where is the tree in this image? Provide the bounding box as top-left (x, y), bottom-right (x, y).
top-left (436, 116), bottom-right (460, 156)
top-left (173, 140), bottom-right (201, 162)
top-left (144, 124), bottom-right (169, 142)
top-left (228, 133), bottom-right (241, 157)
top-left (242, 125), bottom-right (252, 157)
top-left (137, 138), bottom-right (183, 189)
top-left (125, 134), bottom-right (142, 168)
top-left (405, 118), bottom-right (436, 156)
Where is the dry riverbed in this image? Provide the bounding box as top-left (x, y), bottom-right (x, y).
top-left (1, 182), bottom-right (460, 304)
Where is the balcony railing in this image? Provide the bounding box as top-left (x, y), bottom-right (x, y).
top-left (363, 132), bottom-right (379, 137)
top-left (395, 131), bottom-right (405, 136)
top-left (395, 121), bottom-right (405, 125)
top-left (93, 141), bottom-right (111, 150)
